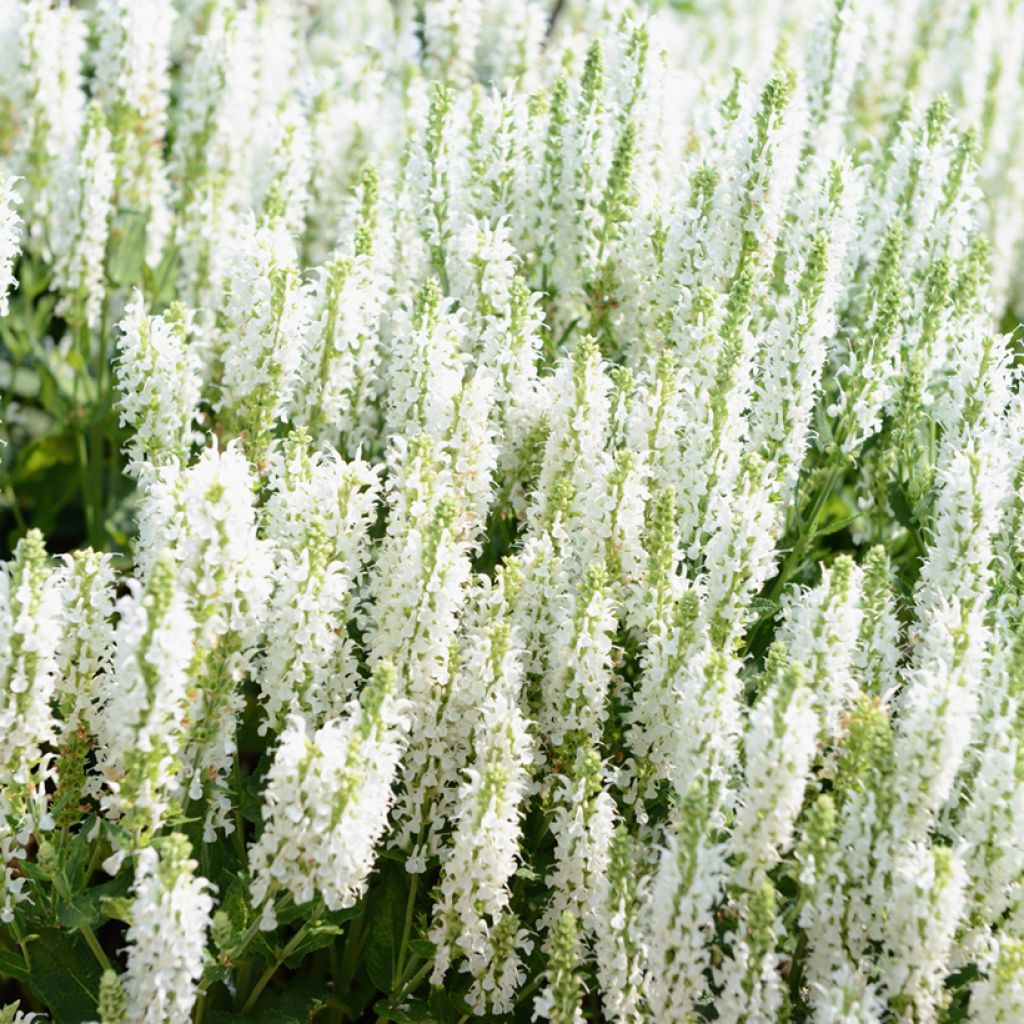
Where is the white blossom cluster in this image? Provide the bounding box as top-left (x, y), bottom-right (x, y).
top-left (1, 0), bottom-right (1024, 1021)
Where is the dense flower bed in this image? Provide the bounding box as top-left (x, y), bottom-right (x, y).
top-left (1, 1), bottom-right (1024, 1022)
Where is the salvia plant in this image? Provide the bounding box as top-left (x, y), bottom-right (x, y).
top-left (0, 0), bottom-right (1024, 1022)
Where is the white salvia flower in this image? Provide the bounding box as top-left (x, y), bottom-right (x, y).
top-left (249, 662), bottom-right (408, 929)
top-left (830, 222), bottom-right (905, 454)
top-left (217, 213), bottom-right (311, 455)
top-left (0, 530), bottom-right (60, 919)
top-left (809, 961), bottom-right (884, 1024)
top-left (748, 162), bottom-right (862, 493)
top-left (447, 215), bottom-right (518, 320)
top-left (135, 443), bottom-right (272, 648)
top-left (92, 0), bottom-right (174, 262)
top-left (539, 564), bottom-right (616, 756)
top-left (296, 169), bottom-right (385, 454)
top-left (425, 570), bottom-right (523, 850)
top-left (529, 337), bottom-right (612, 569)
top-left (260, 433), bottom-right (380, 731)
top-left (955, 623), bottom-right (1024, 938)
top-left (429, 646), bottom-right (532, 1011)
top-left (621, 482), bottom-right (685, 648)
top-left (591, 826), bottom-right (647, 1024)
top-left (367, 436), bottom-right (474, 859)
top-left (97, 556), bottom-right (194, 846)
top-left (713, 881), bottom-right (785, 1024)
top-left (442, 369), bottom-right (499, 544)
top-left (259, 97), bottom-right (312, 238)
top-left (0, 530), bottom-right (60, 796)
top-left (969, 937), bottom-right (1024, 1024)
top-left (51, 103), bottom-right (115, 332)
top-left (5, 0), bottom-right (86, 253)
top-left (423, 0), bottom-right (483, 85)
top-left (479, 275), bottom-right (546, 505)
top-left (53, 549), bottom-right (116, 737)
top-left (731, 656), bottom-right (818, 887)
top-left (800, 0), bottom-right (873, 167)
top-left (854, 545), bottom-right (902, 701)
top-left (135, 443), bottom-right (272, 837)
top-left (384, 279), bottom-right (468, 445)
top-left (645, 788), bottom-right (728, 1023)
top-left (892, 439), bottom-right (1006, 838)
top-left (114, 291), bottom-right (201, 473)
top-left (775, 554), bottom-right (863, 738)
top-left (112, 834), bottom-right (214, 1024)
top-left (170, 0), bottom-right (259, 304)
top-left (701, 455), bottom-right (786, 648)
top-left (534, 909), bottom-right (585, 1024)
top-left (475, 0), bottom-right (546, 87)
top-left (543, 751), bottom-right (616, 946)
top-left (878, 843), bottom-right (966, 1020)
top-left (632, 602), bottom-right (743, 810)
top-left (0, 176), bottom-right (20, 316)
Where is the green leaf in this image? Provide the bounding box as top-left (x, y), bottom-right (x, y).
top-left (26, 928), bottom-right (103, 1024)
top-left (0, 947), bottom-right (29, 982)
top-left (428, 987), bottom-right (471, 1023)
top-left (282, 909), bottom-right (359, 969)
top-left (257, 977), bottom-right (330, 1024)
top-left (408, 938), bottom-right (435, 959)
top-left (57, 894), bottom-right (103, 933)
top-left (363, 861), bottom-right (408, 993)
top-left (107, 209), bottom-right (149, 288)
top-left (816, 512), bottom-right (862, 539)
top-left (12, 433), bottom-right (76, 480)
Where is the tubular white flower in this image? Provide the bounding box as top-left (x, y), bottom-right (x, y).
top-left (51, 103), bottom-right (115, 332)
top-left (776, 554), bottom-right (863, 738)
top-left (114, 291), bottom-right (202, 473)
top-left (97, 556), bottom-right (195, 845)
top-left (53, 548), bottom-right (116, 738)
top-left (0, 530), bottom-right (60, 796)
top-left (429, 674), bottom-right (532, 1010)
top-left (877, 843), bottom-right (966, 1020)
top-left (135, 443), bottom-right (272, 837)
top-left (0, 176), bottom-right (20, 316)
top-left (731, 656), bottom-right (818, 887)
top-left (969, 938), bottom-right (1024, 1024)
top-left (423, 0), bottom-right (482, 85)
top-left (93, 0), bottom-right (174, 262)
top-left (116, 835), bottom-right (214, 1024)
top-left (216, 214), bottom-right (311, 454)
top-left (295, 171), bottom-right (386, 455)
top-left (644, 787), bottom-right (728, 1024)
top-left (384, 279), bottom-right (468, 445)
top-left (260, 434), bottom-right (380, 731)
top-left (5, 0), bottom-right (86, 253)
top-left (249, 662), bottom-right (408, 928)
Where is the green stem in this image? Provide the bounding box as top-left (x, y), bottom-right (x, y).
top-left (514, 971), bottom-right (544, 1008)
top-left (241, 916), bottom-right (315, 1015)
top-left (11, 918), bottom-right (31, 971)
top-left (337, 912), bottom-right (365, 993)
top-left (80, 921), bottom-right (113, 972)
top-left (765, 461), bottom-right (844, 604)
top-left (378, 958), bottom-right (432, 1021)
top-left (394, 873), bottom-right (418, 981)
